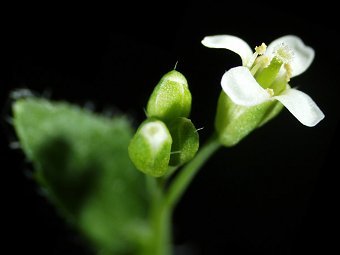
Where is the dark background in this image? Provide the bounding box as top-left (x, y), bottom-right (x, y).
top-left (1, 1), bottom-right (339, 254)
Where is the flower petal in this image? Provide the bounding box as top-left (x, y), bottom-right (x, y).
top-left (274, 88), bottom-right (325, 127)
top-left (201, 35), bottom-right (253, 66)
top-left (221, 66), bottom-right (271, 106)
top-left (266, 35), bottom-right (315, 77)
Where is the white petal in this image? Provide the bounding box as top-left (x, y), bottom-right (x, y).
top-left (274, 88), bottom-right (325, 127)
top-left (201, 35), bottom-right (253, 66)
top-left (266, 35), bottom-right (315, 77)
top-left (221, 66), bottom-right (271, 106)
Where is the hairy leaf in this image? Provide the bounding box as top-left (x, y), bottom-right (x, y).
top-left (12, 97), bottom-right (150, 254)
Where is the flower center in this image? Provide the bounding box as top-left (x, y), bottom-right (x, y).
top-left (249, 43), bottom-right (294, 96)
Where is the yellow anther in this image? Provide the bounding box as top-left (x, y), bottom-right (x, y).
top-left (247, 42), bottom-right (268, 68)
top-left (266, 88), bottom-right (275, 97)
top-left (255, 43), bottom-right (267, 55)
top-left (284, 63), bottom-right (293, 81)
top-left (256, 55), bottom-right (270, 67)
top-left (250, 56), bottom-right (271, 75)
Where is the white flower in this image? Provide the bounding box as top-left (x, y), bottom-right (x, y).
top-left (202, 35), bottom-right (325, 127)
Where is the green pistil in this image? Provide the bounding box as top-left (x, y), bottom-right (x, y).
top-left (270, 76), bottom-right (287, 95)
top-left (255, 57), bottom-right (283, 89)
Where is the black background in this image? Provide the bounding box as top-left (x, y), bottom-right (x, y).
top-left (1, 1), bottom-right (339, 254)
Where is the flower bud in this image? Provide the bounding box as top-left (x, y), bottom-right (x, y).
top-left (128, 119), bottom-right (172, 177)
top-left (168, 117), bottom-right (199, 166)
top-left (215, 92), bottom-right (283, 147)
top-left (146, 70), bottom-right (192, 124)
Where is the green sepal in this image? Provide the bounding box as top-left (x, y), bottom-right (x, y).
top-left (128, 118), bottom-right (172, 177)
top-left (257, 99), bottom-right (284, 127)
top-left (215, 91), bottom-right (284, 147)
top-left (146, 70), bottom-right (192, 124)
top-left (168, 117), bottom-right (199, 166)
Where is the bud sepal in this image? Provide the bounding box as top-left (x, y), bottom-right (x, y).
top-left (128, 119), bottom-right (172, 177)
top-left (146, 70), bottom-right (192, 124)
top-left (168, 117), bottom-right (199, 166)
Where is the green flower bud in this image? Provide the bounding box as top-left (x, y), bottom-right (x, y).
top-left (215, 92), bottom-right (283, 147)
top-left (168, 117), bottom-right (199, 166)
top-left (146, 70), bottom-right (192, 124)
top-left (128, 119), bottom-right (172, 177)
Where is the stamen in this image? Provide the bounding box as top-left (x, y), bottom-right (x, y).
top-left (266, 88), bottom-right (274, 97)
top-left (250, 63), bottom-right (262, 76)
top-left (274, 43), bottom-right (294, 64)
top-left (255, 43), bottom-right (267, 55)
top-left (250, 56), bottom-right (270, 75)
top-left (284, 63), bottom-right (293, 81)
top-left (246, 42), bottom-right (267, 68)
top-left (254, 55), bottom-right (270, 67)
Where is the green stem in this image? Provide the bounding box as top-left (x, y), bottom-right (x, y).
top-left (143, 134), bottom-right (221, 255)
top-left (143, 177), bottom-right (172, 255)
top-left (151, 202), bottom-right (172, 255)
top-left (165, 133), bottom-right (221, 210)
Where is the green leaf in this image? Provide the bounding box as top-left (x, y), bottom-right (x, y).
top-left (12, 97), bottom-right (150, 254)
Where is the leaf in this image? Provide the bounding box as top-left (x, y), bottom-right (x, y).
top-left (12, 96), bottom-right (150, 254)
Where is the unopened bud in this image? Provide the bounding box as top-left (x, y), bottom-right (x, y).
top-left (128, 119), bottom-right (172, 177)
top-left (146, 70), bottom-right (192, 124)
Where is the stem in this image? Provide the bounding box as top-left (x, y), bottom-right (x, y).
top-left (142, 134), bottom-right (221, 255)
top-left (151, 202), bottom-right (172, 255)
top-left (143, 177), bottom-right (172, 255)
top-left (165, 133), bottom-right (221, 210)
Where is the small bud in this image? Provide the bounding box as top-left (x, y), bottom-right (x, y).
top-left (128, 119), bottom-right (172, 177)
top-left (146, 70), bottom-right (192, 124)
top-left (168, 117), bottom-right (199, 166)
top-left (215, 92), bottom-right (283, 147)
